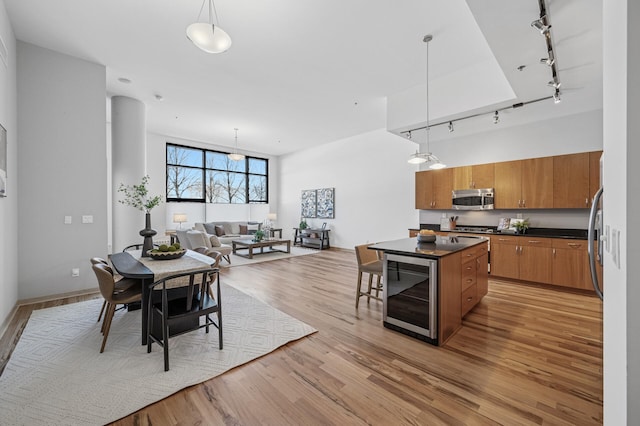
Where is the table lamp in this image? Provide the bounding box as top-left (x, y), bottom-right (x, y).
top-left (173, 213), bottom-right (187, 229)
top-left (267, 213), bottom-right (277, 225)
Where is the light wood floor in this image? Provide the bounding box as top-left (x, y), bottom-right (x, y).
top-left (0, 248), bottom-right (603, 425)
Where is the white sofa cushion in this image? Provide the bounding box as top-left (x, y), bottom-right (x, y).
top-left (186, 230), bottom-right (211, 249)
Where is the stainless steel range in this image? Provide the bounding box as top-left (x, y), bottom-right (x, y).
top-left (453, 226), bottom-right (494, 234)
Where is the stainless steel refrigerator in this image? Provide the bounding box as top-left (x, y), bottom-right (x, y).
top-left (588, 153), bottom-right (604, 300)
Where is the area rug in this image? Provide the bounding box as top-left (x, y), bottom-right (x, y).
top-left (0, 283), bottom-right (316, 425)
top-left (223, 245), bottom-right (319, 268)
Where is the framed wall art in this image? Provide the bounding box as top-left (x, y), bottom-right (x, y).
top-left (316, 187), bottom-right (334, 219)
top-left (301, 189), bottom-right (316, 218)
top-left (0, 124), bottom-right (6, 197)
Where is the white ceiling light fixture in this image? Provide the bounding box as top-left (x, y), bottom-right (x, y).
top-left (186, 0), bottom-right (232, 54)
top-left (448, 121), bottom-right (454, 133)
top-left (228, 128), bottom-right (245, 161)
top-left (407, 34), bottom-right (446, 170)
top-left (553, 89), bottom-right (561, 104)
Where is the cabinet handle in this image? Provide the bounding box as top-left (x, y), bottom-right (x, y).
top-left (467, 297), bottom-right (473, 302)
top-left (515, 246), bottom-right (519, 253)
top-left (466, 266), bottom-right (473, 270)
top-left (528, 240), bottom-right (541, 244)
top-left (466, 279), bottom-right (473, 283)
top-left (586, 197), bottom-right (589, 206)
top-left (522, 200), bottom-right (526, 208)
top-left (553, 248), bottom-right (556, 257)
top-left (499, 238), bottom-right (509, 241)
top-left (519, 246), bottom-right (523, 254)
top-left (568, 243), bottom-right (581, 248)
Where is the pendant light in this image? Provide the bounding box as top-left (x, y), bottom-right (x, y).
top-left (186, 0), bottom-right (232, 54)
top-left (408, 34), bottom-right (446, 169)
top-left (228, 128), bottom-right (245, 161)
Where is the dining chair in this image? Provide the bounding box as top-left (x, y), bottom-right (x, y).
top-left (354, 244), bottom-right (383, 308)
top-left (193, 247), bottom-right (222, 298)
top-left (147, 267), bottom-right (222, 371)
top-left (89, 257), bottom-right (135, 326)
top-left (91, 263), bottom-right (143, 353)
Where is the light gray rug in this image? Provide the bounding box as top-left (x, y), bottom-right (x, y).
top-left (0, 284), bottom-right (316, 425)
top-left (224, 245), bottom-right (319, 267)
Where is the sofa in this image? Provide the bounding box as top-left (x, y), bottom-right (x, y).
top-left (194, 221), bottom-right (262, 245)
top-left (175, 229), bottom-right (232, 264)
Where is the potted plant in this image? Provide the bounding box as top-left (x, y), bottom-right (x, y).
top-left (118, 175), bottom-right (163, 256)
top-left (299, 219), bottom-right (308, 230)
top-left (513, 218), bottom-right (530, 234)
top-left (253, 229), bottom-right (265, 242)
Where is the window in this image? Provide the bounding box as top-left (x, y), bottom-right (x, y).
top-left (166, 143), bottom-right (268, 204)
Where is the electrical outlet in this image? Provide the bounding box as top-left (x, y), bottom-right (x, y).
top-left (71, 268), bottom-right (80, 277)
top-left (64, 215), bottom-right (72, 224)
top-left (516, 213), bottom-right (523, 219)
top-left (82, 215), bottom-right (93, 224)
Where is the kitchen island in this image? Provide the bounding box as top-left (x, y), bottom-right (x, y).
top-left (370, 236), bottom-right (488, 345)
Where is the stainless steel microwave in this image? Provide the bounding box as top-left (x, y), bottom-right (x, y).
top-left (452, 188), bottom-right (494, 210)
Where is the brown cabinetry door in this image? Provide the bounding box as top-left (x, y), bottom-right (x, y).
top-left (551, 245), bottom-right (587, 289)
top-left (432, 168), bottom-right (453, 209)
top-left (521, 157), bottom-right (554, 208)
top-left (415, 171), bottom-right (432, 209)
top-left (453, 166), bottom-right (473, 190)
top-left (554, 153), bottom-right (590, 208)
top-left (495, 160), bottom-right (522, 209)
top-left (490, 238), bottom-right (519, 279)
top-left (520, 242), bottom-right (552, 284)
top-left (589, 151), bottom-right (603, 206)
top-left (472, 163), bottom-right (495, 189)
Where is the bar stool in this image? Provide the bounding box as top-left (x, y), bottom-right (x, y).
top-left (354, 244), bottom-right (383, 308)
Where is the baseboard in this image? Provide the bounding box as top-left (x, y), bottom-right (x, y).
top-left (16, 287), bottom-right (100, 307)
top-left (0, 304), bottom-right (19, 343)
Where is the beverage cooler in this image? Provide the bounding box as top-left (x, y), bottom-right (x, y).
top-left (383, 253), bottom-right (438, 344)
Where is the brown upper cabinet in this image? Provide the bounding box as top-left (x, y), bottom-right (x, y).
top-left (452, 163), bottom-right (495, 190)
top-left (553, 153), bottom-right (590, 208)
top-left (417, 150), bottom-right (602, 210)
top-left (589, 151), bottom-right (603, 206)
top-left (495, 157), bottom-right (553, 209)
top-left (415, 168), bottom-right (453, 210)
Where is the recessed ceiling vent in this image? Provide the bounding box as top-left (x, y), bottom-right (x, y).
top-left (0, 34), bottom-right (7, 69)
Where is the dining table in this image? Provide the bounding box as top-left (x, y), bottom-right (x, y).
top-left (110, 249), bottom-right (217, 345)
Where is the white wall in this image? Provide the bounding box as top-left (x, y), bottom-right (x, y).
top-left (603, 0), bottom-right (639, 423)
top-left (17, 42), bottom-right (107, 299)
top-left (0, 0), bottom-right (18, 333)
top-left (279, 128), bottom-right (418, 249)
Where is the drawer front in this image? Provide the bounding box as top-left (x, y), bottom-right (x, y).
top-left (492, 235), bottom-right (519, 245)
top-left (551, 239), bottom-right (586, 250)
top-left (521, 237), bottom-right (552, 248)
top-left (461, 284), bottom-right (478, 316)
top-left (461, 260), bottom-right (477, 290)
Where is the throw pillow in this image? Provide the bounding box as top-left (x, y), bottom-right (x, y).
top-left (247, 223), bottom-right (259, 235)
top-left (209, 234), bottom-right (222, 247)
top-left (186, 230), bottom-right (212, 249)
top-left (203, 223), bottom-right (217, 235)
top-left (215, 225), bottom-right (226, 236)
top-left (239, 224), bottom-right (248, 234)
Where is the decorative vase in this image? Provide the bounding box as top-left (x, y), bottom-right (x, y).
top-left (139, 212), bottom-right (157, 257)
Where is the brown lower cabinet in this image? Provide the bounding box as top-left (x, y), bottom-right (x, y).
top-left (491, 235), bottom-right (601, 291)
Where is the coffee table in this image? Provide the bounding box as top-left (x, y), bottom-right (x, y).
top-left (231, 238), bottom-right (291, 259)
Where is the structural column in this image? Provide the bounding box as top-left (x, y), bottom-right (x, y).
top-left (111, 96), bottom-right (146, 252)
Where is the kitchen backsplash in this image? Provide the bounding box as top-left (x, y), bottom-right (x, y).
top-left (419, 209), bottom-right (591, 230)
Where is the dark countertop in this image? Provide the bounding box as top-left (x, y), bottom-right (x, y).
top-left (369, 236), bottom-right (487, 259)
top-left (410, 224), bottom-right (589, 240)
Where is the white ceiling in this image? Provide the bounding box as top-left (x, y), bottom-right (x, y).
top-left (4, 0), bottom-right (602, 155)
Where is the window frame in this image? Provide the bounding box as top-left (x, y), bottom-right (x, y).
top-left (166, 142), bottom-right (269, 204)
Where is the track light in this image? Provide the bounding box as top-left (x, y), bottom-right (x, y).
top-left (448, 121), bottom-right (454, 133)
top-left (547, 80), bottom-right (561, 89)
top-left (553, 90), bottom-right (561, 104)
top-left (540, 56), bottom-right (555, 66)
top-left (531, 17), bottom-right (551, 35)
top-left (493, 111), bottom-right (499, 124)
